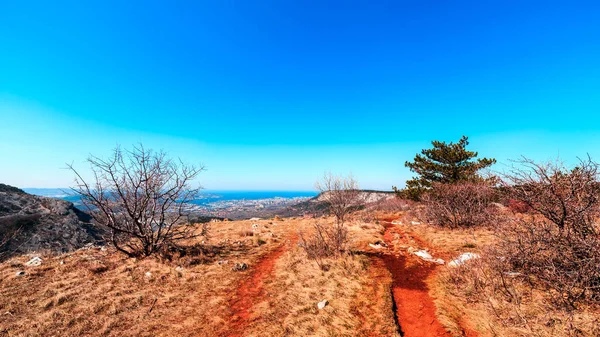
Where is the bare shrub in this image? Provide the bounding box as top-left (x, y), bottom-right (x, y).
top-left (298, 222), bottom-right (348, 270)
top-left (422, 181), bottom-right (498, 228)
top-left (505, 157), bottom-right (600, 232)
top-left (498, 157), bottom-right (600, 308)
top-left (69, 144), bottom-right (206, 258)
top-left (316, 172), bottom-right (361, 225)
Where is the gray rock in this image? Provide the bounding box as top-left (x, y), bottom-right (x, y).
top-left (24, 256), bottom-right (42, 266)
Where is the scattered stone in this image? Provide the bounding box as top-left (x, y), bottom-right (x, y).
top-left (412, 250), bottom-right (445, 264)
top-left (15, 271), bottom-right (25, 276)
top-left (448, 252), bottom-right (481, 267)
top-left (317, 300), bottom-right (329, 309)
top-left (24, 257), bottom-right (42, 267)
top-left (413, 250), bottom-right (432, 260)
top-left (232, 262), bottom-right (248, 271)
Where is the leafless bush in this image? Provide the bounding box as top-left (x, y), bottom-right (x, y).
top-left (68, 144), bottom-right (206, 258)
top-left (422, 181), bottom-right (499, 228)
top-left (298, 222), bottom-right (348, 270)
top-left (504, 157), bottom-right (600, 233)
top-left (498, 157), bottom-right (600, 308)
top-left (316, 172), bottom-right (361, 225)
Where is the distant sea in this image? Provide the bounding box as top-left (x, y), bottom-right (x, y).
top-left (22, 188), bottom-right (317, 205)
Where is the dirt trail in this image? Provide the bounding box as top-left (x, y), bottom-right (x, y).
top-left (226, 236), bottom-right (295, 337)
top-left (377, 218), bottom-right (453, 337)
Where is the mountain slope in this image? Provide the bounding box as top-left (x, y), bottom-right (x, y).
top-left (0, 184), bottom-right (104, 259)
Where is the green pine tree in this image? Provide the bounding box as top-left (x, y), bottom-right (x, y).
top-left (394, 136), bottom-right (496, 200)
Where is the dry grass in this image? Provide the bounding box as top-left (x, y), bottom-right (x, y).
top-left (6, 209), bottom-right (597, 337)
top-left (393, 210), bottom-right (600, 337)
top-left (0, 218), bottom-right (291, 336)
top-left (0, 216), bottom-right (398, 337)
top-left (243, 246), bottom-right (399, 336)
top-left (434, 257), bottom-right (600, 337)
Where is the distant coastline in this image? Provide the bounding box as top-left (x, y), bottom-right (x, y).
top-left (22, 188), bottom-right (318, 204)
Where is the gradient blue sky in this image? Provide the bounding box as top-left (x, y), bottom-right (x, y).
top-left (1, 1), bottom-right (600, 190)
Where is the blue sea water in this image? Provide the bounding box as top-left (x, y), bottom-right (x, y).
top-left (23, 188), bottom-right (317, 205)
top-left (188, 190), bottom-right (317, 205)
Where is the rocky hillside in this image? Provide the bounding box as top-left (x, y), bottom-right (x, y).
top-left (314, 190), bottom-right (395, 204)
top-left (0, 184), bottom-right (104, 259)
top-left (276, 190), bottom-right (396, 217)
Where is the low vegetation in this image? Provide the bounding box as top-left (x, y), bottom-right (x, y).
top-left (4, 139), bottom-right (600, 336)
top-left (68, 145), bottom-right (206, 257)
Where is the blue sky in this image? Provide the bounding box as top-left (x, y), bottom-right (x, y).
top-left (1, 1), bottom-right (600, 190)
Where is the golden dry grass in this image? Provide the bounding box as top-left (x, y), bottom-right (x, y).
top-left (0, 216), bottom-right (398, 337)
top-left (396, 210), bottom-right (600, 337)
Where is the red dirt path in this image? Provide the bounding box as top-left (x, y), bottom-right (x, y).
top-left (379, 219), bottom-right (456, 337)
top-left (226, 236), bottom-right (296, 337)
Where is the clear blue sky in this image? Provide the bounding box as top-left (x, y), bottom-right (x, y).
top-left (1, 1), bottom-right (600, 190)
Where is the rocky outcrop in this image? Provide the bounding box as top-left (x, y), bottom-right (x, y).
top-left (0, 184), bottom-right (105, 259)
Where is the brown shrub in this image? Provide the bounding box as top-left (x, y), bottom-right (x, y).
top-left (298, 222), bottom-right (348, 270)
top-left (422, 181), bottom-right (498, 228)
top-left (498, 157), bottom-right (600, 308)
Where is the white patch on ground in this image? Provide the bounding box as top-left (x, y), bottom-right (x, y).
top-left (448, 252), bottom-right (481, 267)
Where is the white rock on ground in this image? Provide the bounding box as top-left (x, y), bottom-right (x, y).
top-left (24, 257), bottom-right (42, 267)
top-left (145, 272), bottom-right (152, 278)
top-left (249, 217), bottom-right (261, 221)
top-left (369, 243), bottom-right (384, 249)
top-left (412, 250), bottom-right (445, 265)
top-left (15, 271), bottom-right (25, 276)
top-left (317, 300), bottom-right (329, 309)
top-left (391, 220), bottom-right (402, 225)
top-left (410, 221), bottom-right (421, 225)
top-left (448, 252), bottom-right (481, 267)
top-left (414, 250), bottom-right (433, 260)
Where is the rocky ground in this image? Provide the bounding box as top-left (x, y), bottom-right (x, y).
top-left (0, 184), bottom-right (104, 260)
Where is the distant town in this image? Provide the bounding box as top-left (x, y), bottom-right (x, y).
top-left (184, 196), bottom-right (313, 219)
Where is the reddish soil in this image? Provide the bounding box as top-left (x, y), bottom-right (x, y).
top-left (378, 219), bottom-right (453, 337)
top-left (226, 237), bottom-right (295, 337)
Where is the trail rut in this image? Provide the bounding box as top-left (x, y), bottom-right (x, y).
top-left (377, 219), bottom-right (453, 337)
top-left (226, 237), bottom-right (295, 337)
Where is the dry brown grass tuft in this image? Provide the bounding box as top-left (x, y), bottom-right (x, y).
top-left (433, 256), bottom-right (600, 337)
top-left (243, 244), bottom-right (399, 336)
